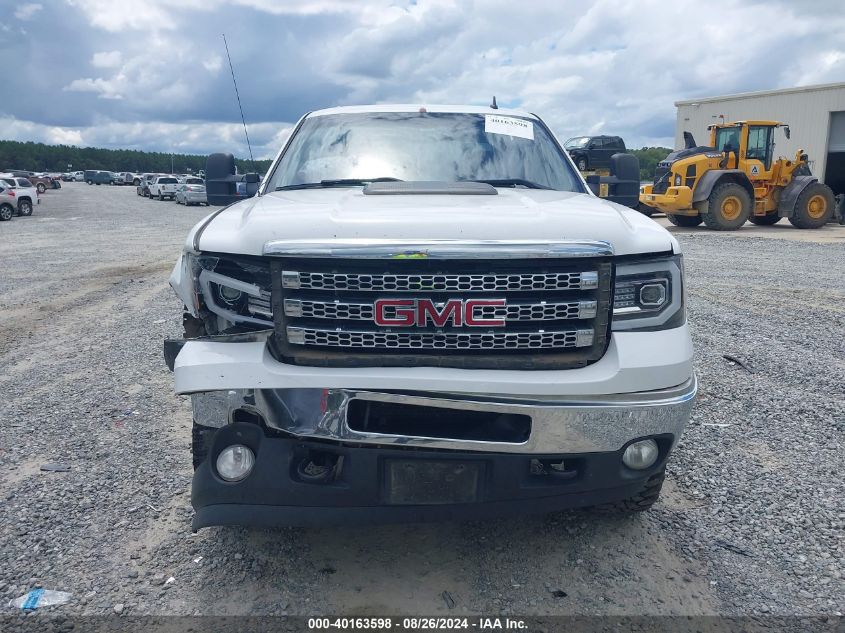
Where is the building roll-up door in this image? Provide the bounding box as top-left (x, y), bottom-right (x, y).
top-left (829, 112), bottom-right (845, 152)
top-left (824, 111), bottom-right (845, 194)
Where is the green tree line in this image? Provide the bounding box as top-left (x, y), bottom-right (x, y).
top-left (630, 147), bottom-right (673, 181)
top-left (0, 140), bottom-right (272, 175)
top-left (1, 138), bottom-right (672, 181)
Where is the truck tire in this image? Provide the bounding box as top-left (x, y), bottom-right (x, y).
top-left (748, 213), bottom-right (781, 226)
top-left (0, 203), bottom-right (13, 221)
top-left (18, 200), bottom-right (33, 216)
top-left (591, 468), bottom-right (666, 514)
top-left (789, 182), bottom-right (835, 229)
top-left (701, 182), bottom-right (751, 230)
top-left (667, 214), bottom-right (702, 227)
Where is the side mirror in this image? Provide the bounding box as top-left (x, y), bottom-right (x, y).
top-left (244, 173), bottom-right (259, 184)
top-left (784, 126), bottom-right (791, 139)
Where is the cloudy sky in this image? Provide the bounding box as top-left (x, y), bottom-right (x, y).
top-left (2, 0), bottom-right (843, 158)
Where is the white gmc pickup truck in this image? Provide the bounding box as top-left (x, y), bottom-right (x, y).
top-left (165, 105), bottom-right (695, 529)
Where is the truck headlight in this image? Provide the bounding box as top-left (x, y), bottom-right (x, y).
top-left (190, 253), bottom-right (274, 328)
top-left (612, 254), bottom-right (684, 331)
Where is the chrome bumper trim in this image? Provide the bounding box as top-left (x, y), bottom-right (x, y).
top-left (262, 238), bottom-right (614, 259)
top-left (191, 376), bottom-right (696, 454)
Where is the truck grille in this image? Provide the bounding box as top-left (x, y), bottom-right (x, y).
top-left (270, 258), bottom-right (613, 370)
top-left (287, 328), bottom-right (590, 350)
top-left (284, 299), bottom-right (597, 322)
top-left (285, 270), bottom-right (596, 292)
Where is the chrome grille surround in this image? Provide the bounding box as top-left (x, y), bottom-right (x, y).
top-left (267, 241), bottom-right (614, 369)
top-left (286, 327), bottom-right (593, 350)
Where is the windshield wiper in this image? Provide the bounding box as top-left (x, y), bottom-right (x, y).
top-left (275, 177), bottom-right (402, 191)
top-left (469, 178), bottom-right (552, 190)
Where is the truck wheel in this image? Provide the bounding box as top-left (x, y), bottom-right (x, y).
top-left (577, 157), bottom-right (588, 171)
top-left (702, 182), bottom-right (751, 230)
top-left (591, 468), bottom-right (666, 514)
top-left (18, 200), bottom-right (33, 216)
top-left (0, 204), bottom-right (13, 221)
top-left (789, 183), bottom-right (835, 229)
top-left (748, 213), bottom-right (781, 226)
top-left (667, 214), bottom-right (702, 227)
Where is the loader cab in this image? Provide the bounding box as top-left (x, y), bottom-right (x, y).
top-left (708, 121), bottom-right (784, 180)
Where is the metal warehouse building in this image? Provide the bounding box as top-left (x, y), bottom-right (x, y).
top-left (675, 82), bottom-right (845, 195)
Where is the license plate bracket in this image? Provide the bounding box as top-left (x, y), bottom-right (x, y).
top-left (384, 459), bottom-right (483, 505)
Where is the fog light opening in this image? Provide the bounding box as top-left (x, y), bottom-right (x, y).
top-left (622, 439), bottom-right (659, 470)
top-left (216, 444), bottom-right (255, 482)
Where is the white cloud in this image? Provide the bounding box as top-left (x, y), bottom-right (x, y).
top-left (47, 127), bottom-right (84, 145)
top-left (91, 51), bottom-right (123, 68)
top-left (8, 0), bottom-right (845, 155)
top-left (14, 3), bottom-right (42, 20)
top-left (202, 55), bottom-right (223, 72)
top-left (64, 77), bottom-right (124, 99)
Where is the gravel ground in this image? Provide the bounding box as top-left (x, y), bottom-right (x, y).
top-left (0, 183), bottom-right (842, 618)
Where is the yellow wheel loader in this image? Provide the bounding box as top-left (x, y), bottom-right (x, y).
top-left (639, 121), bottom-right (842, 230)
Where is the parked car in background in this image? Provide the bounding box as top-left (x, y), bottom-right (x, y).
top-left (119, 172), bottom-right (137, 185)
top-left (0, 174), bottom-right (38, 216)
top-left (175, 177), bottom-right (207, 206)
top-left (84, 170), bottom-right (112, 185)
top-left (1, 170), bottom-right (57, 193)
top-left (149, 175), bottom-right (179, 200)
top-left (564, 135), bottom-right (627, 171)
top-left (137, 174), bottom-right (159, 197)
top-left (73, 171), bottom-right (85, 181)
top-left (0, 183), bottom-right (16, 221)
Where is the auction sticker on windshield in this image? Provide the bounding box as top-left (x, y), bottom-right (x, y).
top-left (484, 115), bottom-right (534, 140)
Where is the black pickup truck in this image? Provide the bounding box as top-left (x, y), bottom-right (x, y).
top-left (564, 135), bottom-right (627, 171)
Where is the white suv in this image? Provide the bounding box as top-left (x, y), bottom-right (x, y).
top-left (166, 104), bottom-right (695, 529)
top-left (0, 174), bottom-right (38, 216)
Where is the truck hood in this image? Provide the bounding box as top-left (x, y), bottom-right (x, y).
top-left (194, 188), bottom-right (678, 257)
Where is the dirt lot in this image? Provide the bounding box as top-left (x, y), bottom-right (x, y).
top-left (0, 183), bottom-right (842, 618)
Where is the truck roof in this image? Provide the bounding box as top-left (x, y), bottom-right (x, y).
top-left (308, 104), bottom-right (538, 119)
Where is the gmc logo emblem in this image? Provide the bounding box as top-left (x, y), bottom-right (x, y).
top-left (374, 299), bottom-right (506, 327)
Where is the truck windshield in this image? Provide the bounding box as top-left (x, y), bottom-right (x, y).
top-left (564, 137), bottom-right (590, 148)
top-left (268, 112), bottom-right (581, 192)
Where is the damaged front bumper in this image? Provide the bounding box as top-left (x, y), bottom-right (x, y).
top-left (166, 333), bottom-right (695, 528)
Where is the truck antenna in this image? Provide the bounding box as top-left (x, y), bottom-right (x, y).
top-left (222, 33), bottom-right (256, 171)
top-left (490, 96), bottom-right (498, 109)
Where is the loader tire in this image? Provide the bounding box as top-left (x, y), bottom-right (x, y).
top-left (590, 468), bottom-right (666, 514)
top-left (789, 182), bottom-right (835, 229)
top-left (748, 213), bottom-right (781, 226)
top-left (667, 214), bottom-right (702, 227)
top-left (702, 182), bottom-right (751, 230)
